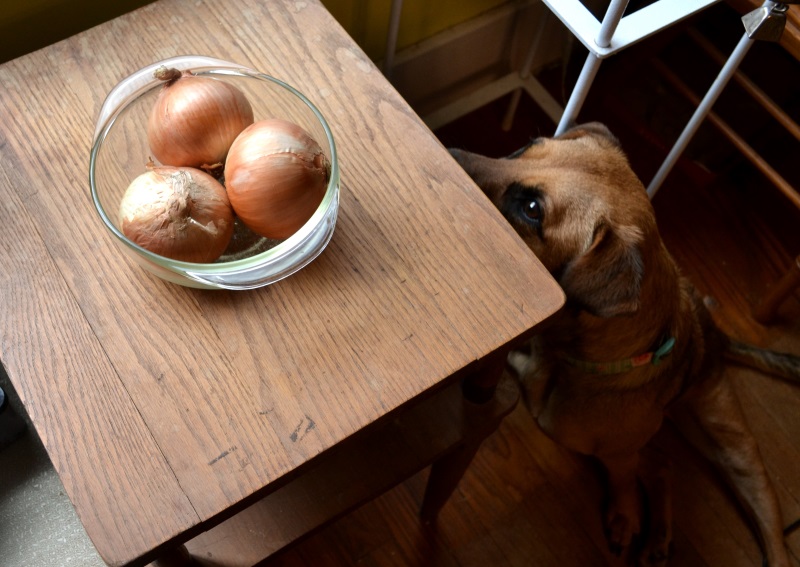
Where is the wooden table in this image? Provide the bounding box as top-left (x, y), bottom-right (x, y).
top-left (0, 1), bottom-right (564, 565)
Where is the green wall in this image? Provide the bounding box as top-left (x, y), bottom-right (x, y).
top-left (0, 0), bottom-right (507, 64)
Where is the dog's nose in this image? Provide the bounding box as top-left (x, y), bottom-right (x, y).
top-left (448, 148), bottom-right (477, 180)
top-left (448, 147), bottom-right (486, 180)
top-left (448, 148), bottom-right (501, 199)
top-left (448, 147), bottom-right (468, 164)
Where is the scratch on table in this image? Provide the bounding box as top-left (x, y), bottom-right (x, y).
top-left (208, 446), bottom-right (237, 466)
top-left (290, 415), bottom-right (316, 443)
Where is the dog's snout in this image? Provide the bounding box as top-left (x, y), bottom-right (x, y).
top-left (449, 148), bottom-right (505, 200)
top-left (449, 148), bottom-right (485, 185)
top-left (448, 148), bottom-right (471, 169)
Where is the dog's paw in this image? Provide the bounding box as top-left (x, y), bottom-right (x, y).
top-left (637, 532), bottom-right (673, 567)
top-left (507, 349), bottom-right (535, 378)
top-left (636, 449), bottom-right (674, 567)
top-left (605, 509), bottom-right (641, 557)
top-left (604, 482), bottom-right (644, 558)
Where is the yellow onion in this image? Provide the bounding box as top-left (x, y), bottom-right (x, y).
top-left (119, 166), bottom-right (234, 263)
top-left (224, 119), bottom-right (330, 239)
top-left (147, 67), bottom-right (254, 169)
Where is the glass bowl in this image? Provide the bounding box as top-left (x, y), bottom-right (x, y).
top-left (90, 55), bottom-right (340, 290)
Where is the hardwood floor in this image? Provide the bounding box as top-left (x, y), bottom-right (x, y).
top-left (262, 6), bottom-right (800, 566)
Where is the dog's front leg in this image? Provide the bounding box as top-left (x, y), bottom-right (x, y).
top-left (507, 338), bottom-right (551, 417)
top-left (637, 446), bottom-right (674, 567)
top-left (598, 451), bottom-right (643, 557)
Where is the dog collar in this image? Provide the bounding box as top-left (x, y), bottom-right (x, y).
top-left (562, 336), bottom-right (676, 375)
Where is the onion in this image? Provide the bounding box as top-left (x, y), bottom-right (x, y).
top-left (224, 119), bottom-right (330, 239)
top-left (119, 166), bottom-right (234, 263)
top-left (147, 67), bottom-right (254, 169)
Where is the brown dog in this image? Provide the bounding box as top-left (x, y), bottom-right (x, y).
top-left (450, 123), bottom-right (800, 566)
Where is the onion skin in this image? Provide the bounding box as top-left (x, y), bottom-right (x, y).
top-left (224, 119), bottom-right (330, 239)
top-left (119, 166), bottom-right (235, 263)
top-left (147, 68), bottom-right (254, 169)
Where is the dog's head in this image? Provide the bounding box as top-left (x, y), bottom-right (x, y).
top-left (451, 123), bottom-right (658, 318)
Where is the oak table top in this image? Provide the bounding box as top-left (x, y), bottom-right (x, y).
top-left (0, 0), bottom-right (563, 565)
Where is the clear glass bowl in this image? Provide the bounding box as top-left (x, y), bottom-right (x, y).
top-left (90, 55), bottom-right (340, 290)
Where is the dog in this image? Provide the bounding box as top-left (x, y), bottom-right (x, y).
top-left (449, 122), bottom-right (800, 566)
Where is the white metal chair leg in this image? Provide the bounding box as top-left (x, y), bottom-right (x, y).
top-left (646, 0), bottom-right (786, 198)
top-left (646, 33), bottom-right (755, 198)
top-left (555, 53), bottom-right (603, 135)
top-left (555, 0), bottom-right (630, 134)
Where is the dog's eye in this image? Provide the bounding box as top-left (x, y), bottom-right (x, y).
top-left (502, 182), bottom-right (545, 238)
top-left (523, 199), bottom-right (542, 222)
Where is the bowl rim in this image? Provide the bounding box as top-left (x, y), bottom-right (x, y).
top-left (89, 55), bottom-right (340, 277)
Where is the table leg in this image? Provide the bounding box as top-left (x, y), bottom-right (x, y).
top-left (420, 350), bottom-right (519, 522)
top-left (0, 385), bottom-right (27, 452)
top-left (152, 545), bottom-right (197, 567)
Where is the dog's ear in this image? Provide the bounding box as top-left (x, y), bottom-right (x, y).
top-left (559, 223), bottom-right (643, 317)
top-left (556, 122), bottom-right (622, 148)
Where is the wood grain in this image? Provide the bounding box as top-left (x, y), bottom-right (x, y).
top-left (0, 1), bottom-right (563, 565)
top-left (0, 110), bottom-right (199, 563)
top-left (181, 372), bottom-right (519, 565)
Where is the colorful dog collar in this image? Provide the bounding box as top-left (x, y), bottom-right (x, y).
top-left (562, 336), bottom-right (676, 375)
